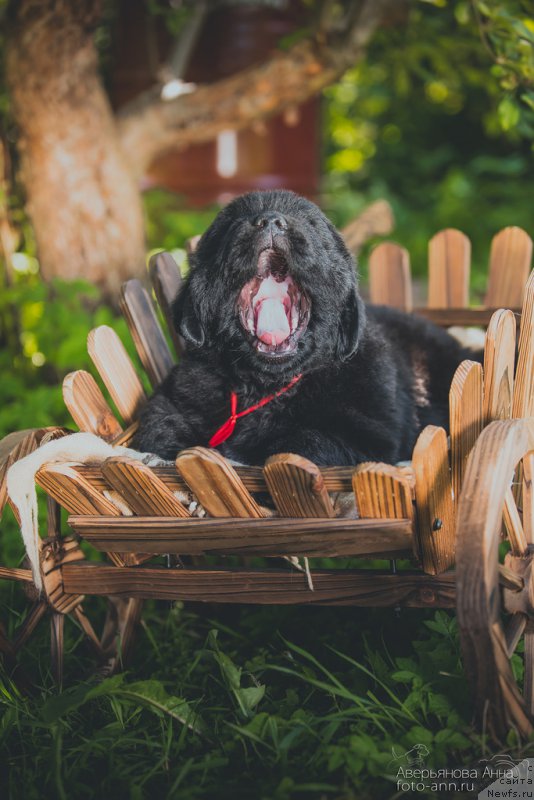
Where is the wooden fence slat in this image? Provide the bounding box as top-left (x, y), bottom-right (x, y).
top-left (176, 447), bottom-right (264, 518)
top-left (120, 279), bottom-right (175, 388)
top-left (102, 457), bottom-right (190, 517)
top-left (412, 425), bottom-right (456, 574)
top-left (483, 309), bottom-right (516, 423)
top-left (87, 326), bottom-right (147, 425)
top-left (513, 270), bottom-right (534, 419)
top-left (36, 463), bottom-right (122, 517)
top-left (63, 371), bottom-right (123, 441)
top-left (449, 360), bottom-right (484, 503)
top-left (369, 242), bottom-right (413, 312)
top-left (485, 226), bottom-right (533, 308)
top-left (352, 463), bottom-right (414, 518)
top-left (264, 454), bottom-right (335, 518)
top-left (62, 562), bottom-right (456, 607)
top-left (149, 252), bottom-right (184, 358)
top-left (428, 228), bottom-right (470, 308)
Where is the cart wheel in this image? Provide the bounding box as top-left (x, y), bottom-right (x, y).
top-left (456, 418), bottom-right (534, 740)
top-left (1, 496), bottom-right (142, 686)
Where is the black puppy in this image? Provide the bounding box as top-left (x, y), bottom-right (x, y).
top-left (135, 190), bottom-right (473, 466)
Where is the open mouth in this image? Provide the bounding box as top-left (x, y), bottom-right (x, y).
top-left (237, 249), bottom-right (310, 357)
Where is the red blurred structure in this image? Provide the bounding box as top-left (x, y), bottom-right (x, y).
top-left (112, 1), bottom-right (320, 207)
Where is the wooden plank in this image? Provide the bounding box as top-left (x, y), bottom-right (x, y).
top-left (369, 242), bottom-right (413, 311)
top-left (414, 307), bottom-right (521, 328)
top-left (62, 562), bottom-right (456, 607)
top-left (483, 309), bottom-right (516, 423)
top-left (428, 228), bottom-right (470, 308)
top-left (63, 371), bottom-right (123, 441)
top-left (76, 463), bottom-right (356, 494)
top-left (485, 227), bottom-right (532, 308)
top-left (176, 447), bottom-right (263, 518)
top-left (120, 279), bottom-right (175, 388)
top-left (264, 454), bottom-right (335, 518)
top-left (68, 514), bottom-right (414, 558)
top-left (513, 270), bottom-right (534, 419)
top-left (449, 360), bottom-right (484, 503)
top-left (149, 252), bottom-right (184, 357)
top-left (87, 326), bottom-right (147, 425)
top-left (353, 462), bottom-right (414, 519)
top-left (102, 457), bottom-right (190, 517)
top-left (412, 426), bottom-right (456, 574)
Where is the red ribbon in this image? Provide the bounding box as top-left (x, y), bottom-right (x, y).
top-left (209, 374), bottom-right (302, 447)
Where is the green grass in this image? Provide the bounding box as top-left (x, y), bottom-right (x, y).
top-left (2, 573), bottom-right (534, 799)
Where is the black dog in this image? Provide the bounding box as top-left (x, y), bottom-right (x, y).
top-left (134, 190), bottom-right (474, 466)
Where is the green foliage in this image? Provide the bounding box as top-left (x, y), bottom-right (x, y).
top-left (1, 603), bottom-right (532, 799)
top-left (323, 0), bottom-right (534, 284)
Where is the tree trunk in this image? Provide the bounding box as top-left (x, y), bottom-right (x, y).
top-left (5, 0), bottom-right (146, 295)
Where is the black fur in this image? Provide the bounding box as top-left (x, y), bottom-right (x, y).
top-left (134, 190), bottom-right (476, 466)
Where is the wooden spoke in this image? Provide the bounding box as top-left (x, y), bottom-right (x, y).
top-left (503, 487), bottom-right (528, 555)
top-left (120, 279), bottom-right (174, 388)
top-left (505, 614), bottom-right (528, 658)
top-left (87, 326), bottom-right (147, 425)
top-left (63, 371), bottom-right (123, 440)
top-left (50, 612), bottom-right (64, 686)
top-left (71, 605), bottom-right (106, 660)
top-left (524, 632), bottom-right (534, 716)
top-left (485, 226), bottom-right (532, 309)
top-left (149, 252), bottom-right (184, 357)
top-left (176, 447), bottom-right (264, 518)
top-left (498, 564), bottom-right (524, 592)
top-left (369, 242), bottom-right (413, 311)
top-left (99, 597), bottom-right (143, 676)
top-left (12, 601), bottom-right (48, 651)
top-left (449, 360), bottom-right (483, 504)
top-left (264, 454), bottom-right (335, 518)
top-left (0, 566), bottom-right (33, 582)
top-left (428, 228), bottom-right (470, 309)
top-left (483, 309), bottom-right (516, 423)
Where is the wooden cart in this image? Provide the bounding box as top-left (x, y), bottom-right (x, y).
top-left (1, 226), bottom-right (533, 742)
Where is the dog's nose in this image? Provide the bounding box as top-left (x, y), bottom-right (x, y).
top-left (253, 212), bottom-right (288, 232)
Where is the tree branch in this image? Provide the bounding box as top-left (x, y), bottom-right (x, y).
top-left (116, 0), bottom-right (400, 177)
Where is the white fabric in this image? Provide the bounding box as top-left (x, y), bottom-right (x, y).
top-left (6, 433), bottom-right (162, 591)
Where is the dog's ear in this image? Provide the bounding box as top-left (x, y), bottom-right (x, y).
top-left (336, 288), bottom-right (366, 361)
top-left (173, 283), bottom-right (205, 347)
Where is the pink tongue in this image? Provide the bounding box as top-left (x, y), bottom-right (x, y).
top-left (256, 298), bottom-right (290, 346)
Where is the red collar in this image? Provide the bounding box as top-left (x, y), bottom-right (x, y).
top-left (209, 374), bottom-right (302, 447)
